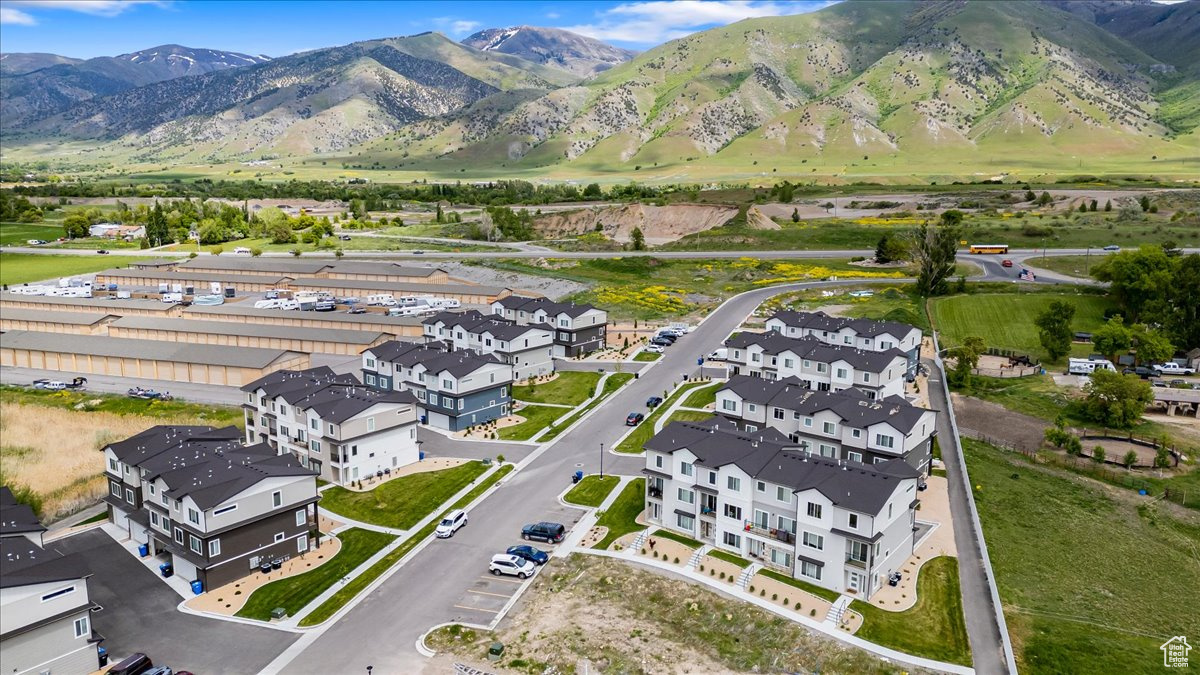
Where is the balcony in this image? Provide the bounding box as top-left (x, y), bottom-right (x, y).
top-left (699, 506), bottom-right (716, 518)
top-left (845, 556), bottom-right (867, 569)
top-left (647, 486), bottom-right (663, 499)
top-left (744, 521), bottom-right (796, 545)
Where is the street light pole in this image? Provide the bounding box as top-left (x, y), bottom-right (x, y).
top-left (600, 443), bottom-right (604, 478)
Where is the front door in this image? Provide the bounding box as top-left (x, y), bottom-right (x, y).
top-left (699, 520), bottom-right (715, 541)
top-left (848, 572), bottom-right (861, 593)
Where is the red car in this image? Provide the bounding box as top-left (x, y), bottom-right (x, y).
top-left (626, 412), bottom-right (645, 426)
top-left (1001, 259), bottom-right (1013, 268)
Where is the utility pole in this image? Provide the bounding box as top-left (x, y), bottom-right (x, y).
top-left (599, 443), bottom-right (604, 478)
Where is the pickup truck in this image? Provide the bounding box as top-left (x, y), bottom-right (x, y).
top-left (1153, 363), bottom-right (1196, 376)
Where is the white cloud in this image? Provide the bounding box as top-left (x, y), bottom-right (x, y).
top-left (431, 16), bottom-right (483, 37)
top-left (0, 7), bottom-right (37, 24)
top-left (546, 11), bottom-right (560, 19)
top-left (6, 1), bottom-right (170, 18)
top-left (562, 0), bottom-right (834, 45)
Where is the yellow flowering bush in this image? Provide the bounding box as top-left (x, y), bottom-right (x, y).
top-left (593, 285), bottom-right (693, 314)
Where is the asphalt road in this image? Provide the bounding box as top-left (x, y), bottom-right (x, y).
top-left (266, 277), bottom-right (991, 674)
top-left (0, 365), bottom-right (245, 405)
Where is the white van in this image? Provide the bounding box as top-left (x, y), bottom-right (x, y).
top-left (233, 247), bottom-right (252, 254)
top-left (366, 293), bottom-right (396, 306)
top-left (161, 292), bottom-right (183, 304)
top-left (708, 348), bottom-right (729, 361)
top-left (254, 299), bottom-right (283, 309)
top-left (279, 299), bottom-right (300, 311)
top-left (1068, 358), bottom-right (1115, 375)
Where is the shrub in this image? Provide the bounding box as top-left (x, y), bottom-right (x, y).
top-left (772, 593), bottom-right (778, 601)
top-left (810, 609), bottom-right (817, 617)
top-left (1123, 450), bottom-right (1138, 468)
top-left (496, 454), bottom-right (505, 463)
top-left (1092, 446), bottom-right (1106, 464)
top-left (719, 571), bottom-right (726, 580)
top-left (674, 556), bottom-right (680, 564)
top-left (748, 585), bottom-right (755, 593)
top-left (783, 598), bottom-right (790, 606)
top-left (760, 589), bottom-right (766, 596)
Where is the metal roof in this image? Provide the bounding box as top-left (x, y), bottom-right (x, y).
top-left (288, 278), bottom-right (508, 295)
top-left (182, 303), bottom-right (423, 327)
top-left (111, 316), bottom-right (390, 344)
top-left (1, 293), bottom-right (175, 312)
top-left (176, 257), bottom-right (333, 275)
top-left (97, 269), bottom-right (292, 285)
top-left (324, 261), bottom-right (446, 277)
top-left (0, 331), bottom-right (304, 369)
top-left (0, 308), bottom-right (115, 326)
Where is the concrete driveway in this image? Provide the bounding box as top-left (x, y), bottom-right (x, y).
top-left (50, 529), bottom-right (298, 674)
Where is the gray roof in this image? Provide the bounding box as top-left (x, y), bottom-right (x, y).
top-left (176, 257), bottom-right (333, 275)
top-left (725, 331), bottom-right (908, 373)
top-left (241, 366), bottom-right (356, 399)
top-left (146, 441), bottom-right (315, 510)
top-left (0, 331), bottom-right (304, 369)
top-left (425, 310), bottom-right (551, 341)
top-left (768, 310), bottom-right (921, 339)
top-left (105, 425), bottom-right (243, 464)
top-left (288, 278), bottom-right (508, 296)
top-left (646, 417), bottom-right (919, 515)
top-left (1, 293), bottom-right (175, 312)
top-left (0, 308), bottom-right (115, 326)
top-left (494, 295), bottom-right (596, 318)
top-left (0, 538), bottom-right (89, 589)
top-left (364, 341), bottom-right (501, 376)
top-left (324, 261), bottom-right (445, 278)
top-left (96, 268), bottom-right (292, 285)
top-left (242, 367), bottom-right (417, 419)
top-left (719, 375), bottom-right (934, 434)
top-left (182, 303), bottom-right (424, 328)
top-left (0, 487), bottom-right (46, 537)
top-left (112, 316), bottom-right (390, 345)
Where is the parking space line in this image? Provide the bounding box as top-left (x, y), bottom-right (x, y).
top-left (454, 604), bottom-right (500, 613)
top-left (480, 576), bottom-right (525, 584)
top-left (465, 589), bottom-right (512, 599)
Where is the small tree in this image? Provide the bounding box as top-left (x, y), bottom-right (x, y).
top-left (1063, 435), bottom-right (1083, 456)
top-left (1092, 446), bottom-right (1105, 464)
top-left (630, 227), bottom-right (646, 251)
top-left (1038, 191), bottom-right (1053, 206)
top-left (908, 222), bottom-right (959, 296)
top-left (1082, 369), bottom-right (1153, 428)
top-left (250, 247), bottom-right (262, 257)
top-left (1153, 446), bottom-right (1171, 469)
top-left (335, 248), bottom-right (345, 258)
top-left (1104, 199), bottom-right (1112, 212)
top-left (1092, 315), bottom-right (1132, 362)
top-left (1035, 300), bottom-right (1076, 361)
top-left (1122, 450), bottom-right (1138, 468)
top-left (791, 208), bottom-right (800, 223)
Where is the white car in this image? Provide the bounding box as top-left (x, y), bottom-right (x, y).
top-left (644, 344), bottom-right (665, 354)
top-left (1153, 363), bottom-right (1196, 376)
top-left (435, 509), bottom-right (467, 538)
top-left (233, 247), bottom-right (252, 254)
top-left (489, 554), bottom-right (536, 579)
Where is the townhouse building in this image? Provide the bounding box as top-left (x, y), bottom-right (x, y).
top-left (101, 426), bottom-right (319, 591)
top-left (725, 331), bottom-right (908, 399)
top-left (1, 529), bottom-right (100, 675)
top-left (765, 310), bottom-right (922, 377)
top-left (242, 367), bottom-right (420, 485)
top-left (490, 296), bottom-right (608, 357)
top-left (1, 486), bottom-right (47, 546)
top-left (643, 417), bottom-right (922, 599)
top-left (361, 340), bottom-right (513, 431)
top-left (715, 375), bottom-right (937, 474)
top-left (423, 310), bottom-right (554, 380)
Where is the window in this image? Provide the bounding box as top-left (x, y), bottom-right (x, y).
top-left (209, 539), bottom-right (221, 557)
top-left (108, 457), bottom-right (119, 473)
top-left (806, 502), bottom-right (822, 519)
top-left (849, 540), bottom-right (869, 563)
top-left (310, 418), bottom-right (318, 430)
top-left (875, 434), bottom-right (895, 449)
top-left (365, 357), bottom-right (376, 368)
top-left (110, 482), bottom-right (121, 498)
top-left (74, 616), bottom-right (89, 638)
top-left (803, 417), bottom-right (813, 428)
top-left (40, 585), bottom-right (75, 602)
top-left (746, 424), bottom-right (757, 432)
top-left (298, 536), bottom-right (309, 553)
top-left (800, 561), bottom-right (822, 580)
top-left (778, 516), bottom-right (796, 534)
top-left (443, 378), bottom-right (453, 389)
top-left (723, 504), bottom-right (742, 520)
top-left (680, 461), bottom-right (693, 477)
top-left (862, 372), bottom-right (871, 383)
top-left (655, 454), bottom-right (663, 469)
top-left (802, 359), bottom-right (811, 368)
top-left (310, 440), bottom-right (322, 453)
top-left (823, 421), bottom-right (835, 434)
top-left (783, 358), bottom-right (794, 368)
top-left (677, 488), bottom-right (694, 504)
top-left (149, 484), bottom-right (156, 496)
top-left (125, 488), bottom-right (135, 505)
top-left (188, 508), bottom-right (200, 525)
top-left (852, 429), bottom-right (861, 439)
top-left (777, 486), bottom-right (789, 503)
top-left (820, 444), bottom-right (837, 457)
top-left (272, 490), bottom-right (282, 508)
top-left (328, 423), bottom-right (335, 435)
top-left (888, 503), bottom-right (893, 519)
top-left (836, 368), bottom-right (848, 379)
top-left (296, 509), bottom-right (306, 527)
top-left (727, 476), bottom-right (741, 491)
top-left (802, 531), bottom-right (824, 550)
top-left (753, 509), bottom-right (769, 528)
top-left (189, 535), bottom-right (202, 554)
top-left (708, 470), bottom-right (717, 485)
top-left (756, 480), bottom-right (766, 493)
top-left (751, 352), bottom-right (761, 363)
top-left (847, 451), bottom-right (863, 463)
top-left (722, 399), bottom-right (737, 412)
top-left (365, 373), bottom-right (376, 386)
top-left (773, 407), bottom-right (785, 420)
top-left (274, 532), bottom-right (285, 543)
top-left (676, 513), bottom-right (695, 531)
top-left (747, 403), bottom-right (757, 413)
top-left (722, 532), bottom-right (741, 548)
top-left (367, 417), bottom-right (376, 431)
top-left (848, 513), bottom-right (859, 529)
top-left (151, 511), bottom-right (160, 527)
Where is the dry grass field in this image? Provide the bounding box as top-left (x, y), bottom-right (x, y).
top-left (0, 402), bottom-right (219, 521)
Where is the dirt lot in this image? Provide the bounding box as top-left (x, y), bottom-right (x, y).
top-left (951, 394), bottom-right (1048, 451)
top-left (0, 402), bottom-right (211, 520)
top-left (424, 554), bottom-right (923, 675)
top-left (440, 261), bottom-right (586, 300)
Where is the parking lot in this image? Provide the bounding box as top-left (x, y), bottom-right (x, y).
top-left (451, 568), bottom-right (536, 623)
top-left (51, 529), bottom-right (297, 674)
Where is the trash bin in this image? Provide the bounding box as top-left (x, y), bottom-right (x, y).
top-left (97, 647), bottom-right (108, 668)
top-left (420, 415), bottom-right (427, 425)
top-left (271, 559), bottom-right (282, 570)
top-left (159, 563), bottom-right (173, 578)
top-left (419, 450), bottom-right (426, 461)
top-left (138, 544), bottom-right (149, 558)
top-left (260, 563), bottom-right (272, 574)
top-left (488, 642), bottom-right (505, 662)
top-left (573, 470), bottom-right (583, 484)
top-left (697, 357), bottom-right (703, 366)
top-left (191, 579), bottom-right (204, 595)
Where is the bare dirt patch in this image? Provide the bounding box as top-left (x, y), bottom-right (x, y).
top-left (951, 394), bottom-right (1047, 451)
top-left (533, 203), bottom-right (737, 244)
top-left (438, 261), bottom-right (586, 300)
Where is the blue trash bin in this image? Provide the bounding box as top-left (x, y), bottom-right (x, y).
top-left (159, 562), bottom-right (173, 578)
top-left (138, 544), bottom-right (149, 557)
top-left (419, 450), bottom-right (426, 461)
top-left (191, 579), bottom-right (204, 595)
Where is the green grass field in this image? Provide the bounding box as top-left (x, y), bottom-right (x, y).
top-left (681, 382), bottom-right (721, 408)
top-left (499, 404), bottom-right (569, 441)
top-left (0, 252), bottom-right (145, 285)
top-left (0, 222), bottom-right (63, 246)
top-left (651, 528), bottom-right (703, 549)
top-left (318, 462), bottom-right (489, 529)
top-left (706, 549), bottom-right (751, 568)
top-left (964, 439), bottom-right (1200, 673)
top-left (930, 291), bottom-right (1114, 363)
top-left (0, 386), bottom-right (243, 426)
top-left (539, 373), bottom-right (633, 442)
top-left (236, 528), bottom-right (395, 621)
top-left (1026, 255), bottom-right (1099, 278)
top-left (852, 557), bottom-right (971, 666)
top-left (512, 371), bottom-right (602, 406)
top-left (592, 478), bottom-right (646, 549)
top-left (616, 381), bottom-right (711, 453)
top-left (633, 351), bottom-right (662, 361)
top-left (563, 475), bottom-right (620, 507)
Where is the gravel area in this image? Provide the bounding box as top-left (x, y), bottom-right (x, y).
top-left (442, 261), bottom-right (587, 300)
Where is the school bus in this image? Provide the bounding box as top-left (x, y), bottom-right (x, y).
top-left (969, 244), bottom-right (1009, 254)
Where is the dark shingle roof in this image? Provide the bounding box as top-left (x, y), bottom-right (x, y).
top-left (769, 310), bottom-right (920, 339)
top-left (725, 332), bottom-right (907, 372)
top-left (149, 441), bottom-right (315, 510)
top-left (647, 417), bottom-right (919, 514)
top-left (105, 425), bottom-right (243, 464)
top-left (0, 487), bottom-right (46, 537)
top-left (495, 295), bottom-right (598, 318)
top-left (292, 384), bottom-right (418, 423)
top-left (241, 366), bottom-right (357, 399)
top-left (0, 538), bottom-right (88, 589)
top-left (424, 310), bottom-right (551, 342)
top-left (720, 375), bottom-right (933, 433)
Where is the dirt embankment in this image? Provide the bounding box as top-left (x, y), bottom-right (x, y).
top-left (534, 203), bottom-right (736, 244)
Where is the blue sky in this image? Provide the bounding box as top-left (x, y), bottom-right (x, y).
top-left (0, 0), bottom-right (839, 59)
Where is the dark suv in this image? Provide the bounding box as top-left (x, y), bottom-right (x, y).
top-left (521, 522), bottom-right (565, 543)
top-left (1122, 366), bottom-right (1155, 379)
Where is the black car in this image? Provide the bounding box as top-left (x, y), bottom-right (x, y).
top-left (650, 337), bottom-right (672, 347)
top-left (1122, 366), bottom-right (1155, 379)
top-left (521, 522), bottom-right (565, 543)
top-left (96, 249), bottom-right (109, 254)
top-left (646, 396), bottom-right (663, 408)
top-left (626, 412), bottom-right (645, 426)
top-left (506, 544), bottom-right (549, 565)
top-left (655, 332), bottom-right (678, 343)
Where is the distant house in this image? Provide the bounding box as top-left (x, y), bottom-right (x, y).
top-left (87, 223), bottom-right (145, 239)
top-left (1186, 348), bottom-right (1200, 372)
top-left (0, 486), bottom-right (47, 546)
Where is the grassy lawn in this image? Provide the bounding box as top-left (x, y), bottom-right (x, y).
top-left (756, 568), bottom-right (841, 603)
top-left (539, 373), bottom-right (633, 442)
top-left (78, 511), bottom-right (110, 526)
top-left (930, 291), bottom-right (1114, 363)
top-left (615, 381), bottom-right (710, 453)
top-left (762, 285), bottom-right (930, 334)
top-left (236, 528), bottom-right (395, 621)
top-left (513, 371), bottom-right (602, 406)
top-left (681, 382), bottom-right (721, 408)
top-left (0, 386), bottom-right (242, 426)
top-left (1026, 255), bottom-right (1099, 278)
top-left (318, 461), bottom-right (490, 529)
top-left (633, 351), bottom-right (662, 362)
top-left (499, 404), bottom-right (568, 441)
top-left (0, 222), bottom-right (63, 246)
top-left (593, 478), bottom-right (646, 549)
top-left (706, 549), bottom-right (750, 568)
top-left (0, 252), bottom-right (147, 286)
top-left (563, 475), bottom-right (619, 507)
top-left (964, 438), bottom-right (1200, 673)
top-left (651, 528), bottom-right (703, 549)
top-left (853, 557), bottom-right (971, 666)
top-left (299, 464), bottom-right (513, 626)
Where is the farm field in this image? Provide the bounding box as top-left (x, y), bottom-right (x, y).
top-left (930, 291), bottom-right (1114, 363)
top-left (0, 222), bottom-right (62, 246)
top-left (964, 439), bottom-right (1200, 674)
top-left (0, 252), bottom-right (145, 285)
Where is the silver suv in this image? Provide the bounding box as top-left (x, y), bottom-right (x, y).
top-left (489, 554), bottom-right (536, 579)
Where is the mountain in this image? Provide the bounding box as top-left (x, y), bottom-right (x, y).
top-left (462, 26), bottom-right (636, 77)
top-left (0, 52), bottom-right (84, 75)
top-left (1041, 0), bottom-right (1200, 73)
top-left (1, 45), bottom-right (271, 127)
top-left (7, 32), bottom-right (575, 160)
